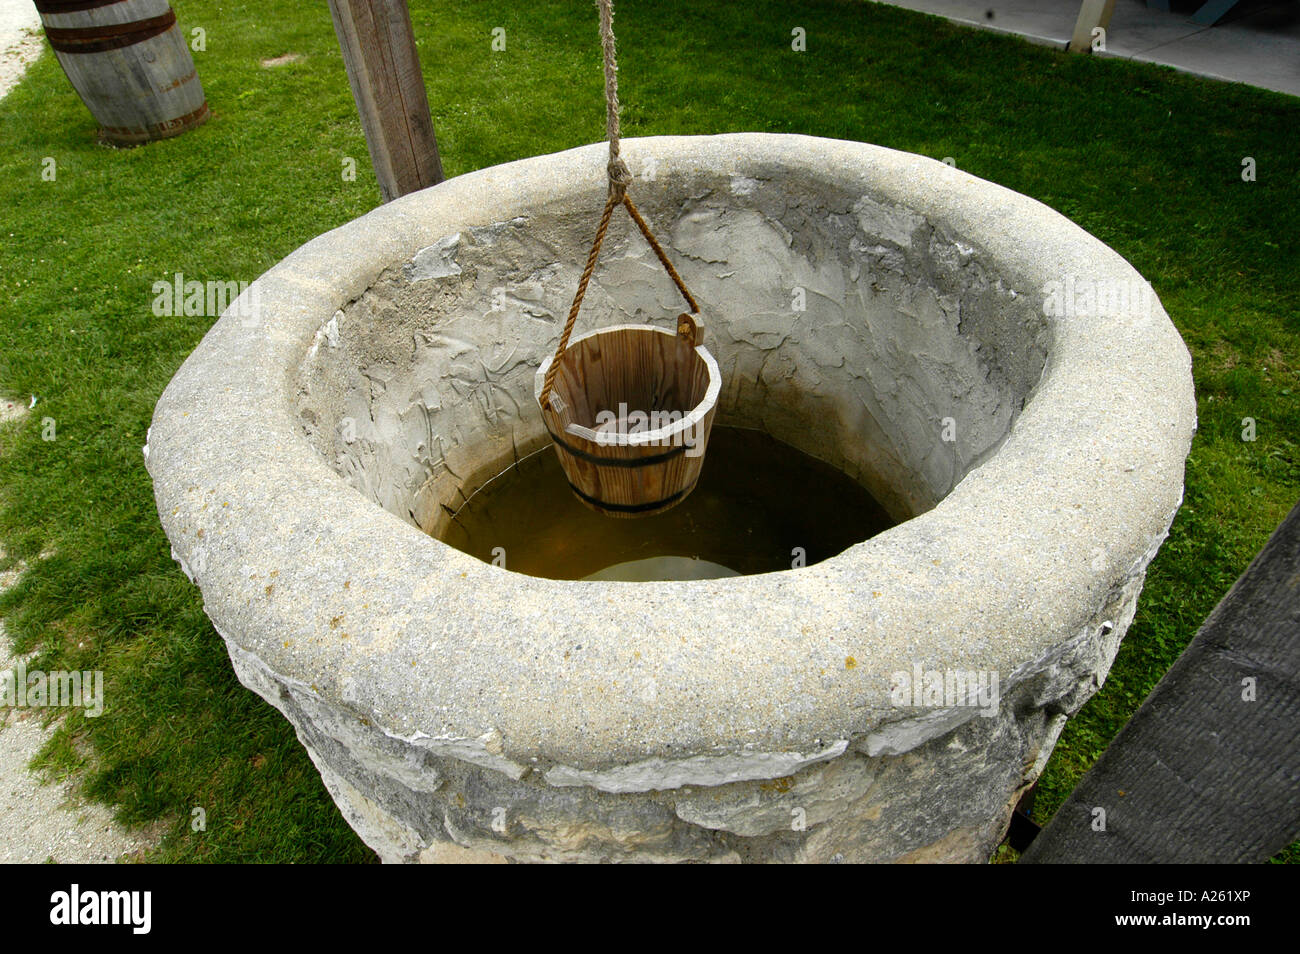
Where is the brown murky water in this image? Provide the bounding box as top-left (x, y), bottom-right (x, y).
top-left (437, 426), bottom-right (896, 581)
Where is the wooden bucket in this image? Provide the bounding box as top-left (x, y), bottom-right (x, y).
top-left (37, 0), bottom-right (209, 145)
top-left (535, 322), bottom-right (721, 517)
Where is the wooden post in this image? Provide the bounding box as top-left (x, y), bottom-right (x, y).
top-left (1068, 0), bottom-right (1116, 54)
top-left (1021, 498), bottom-right (1300, 863)
top-left (327, 0), bottom-right (444, 202)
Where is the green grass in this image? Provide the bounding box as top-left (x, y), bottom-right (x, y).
top-left (0, 0), bottom-right (1296, 862)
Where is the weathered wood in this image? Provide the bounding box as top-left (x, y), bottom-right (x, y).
top-left (536, 324), bottom-right (719, 518)
top-left (326, 0), bottom-right (443, 202)
top-left (37, 0), bottom-right (208, 145)
top-left (1068, 0), bottom-right (1116, 54)
top-left (1022, 498), bottom-right (1300, 863)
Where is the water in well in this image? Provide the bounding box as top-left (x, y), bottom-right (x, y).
top-left (437, 426), bottom-right (896, 581)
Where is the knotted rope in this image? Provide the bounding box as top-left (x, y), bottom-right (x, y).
top-left (540, 0), bottom-right (702, 411)
top-left (600, 0), bottom-right (633, 203)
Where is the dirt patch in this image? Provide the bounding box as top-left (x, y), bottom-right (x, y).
top-left (260, 53), bottom-right (303, 68)
top-left (0, 397), bottom-right (28, 425)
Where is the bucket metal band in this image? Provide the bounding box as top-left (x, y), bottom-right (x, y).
top-left (565, 479), bottom-right (697, 515)
top-left (544, 424), bottom-right (692, 469)
top-left (45, 8), bottom-right (177, 54)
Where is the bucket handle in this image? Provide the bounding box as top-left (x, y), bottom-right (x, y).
top-left (539, 0), bottom-right (703, 412)
top-left (539, 191), bottom-right (703, 412)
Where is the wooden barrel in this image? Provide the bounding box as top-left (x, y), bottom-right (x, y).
top-left (37, 0), bottom-right (209, 145)
top-left (535, 323), bottom-right (721, 518)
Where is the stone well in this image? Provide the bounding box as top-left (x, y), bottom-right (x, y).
top-left (145, 134), bottom-right (1196, 863)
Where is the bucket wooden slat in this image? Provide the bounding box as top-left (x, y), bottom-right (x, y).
top-left (37, 0), bottom-right (209, 145)
top-left (535, 324), bottom-right (720, 518)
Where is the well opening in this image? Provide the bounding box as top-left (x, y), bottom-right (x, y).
top-left (294, 157), bottom-right (1051, 568)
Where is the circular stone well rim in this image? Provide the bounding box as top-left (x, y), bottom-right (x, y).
top-left (146, 134), bottom-right (1195, 790)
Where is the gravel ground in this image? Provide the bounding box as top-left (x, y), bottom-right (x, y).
top-left (1, 399), bottom-right (160, 862)
top-left (0, 0), bottom-right (40, 101)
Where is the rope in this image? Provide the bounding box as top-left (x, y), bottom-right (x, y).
top-left (539, 0), bottom-right (703, 411)
top-left (539, 190), bottom-right (620, 408)
top-left (623, 195), bottom-right (699, 314)
top-left (599, 0), bottom-right (633, 202)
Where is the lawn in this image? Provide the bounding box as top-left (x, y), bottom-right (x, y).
top-left (0, 0), bottom-right (1296, 862)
